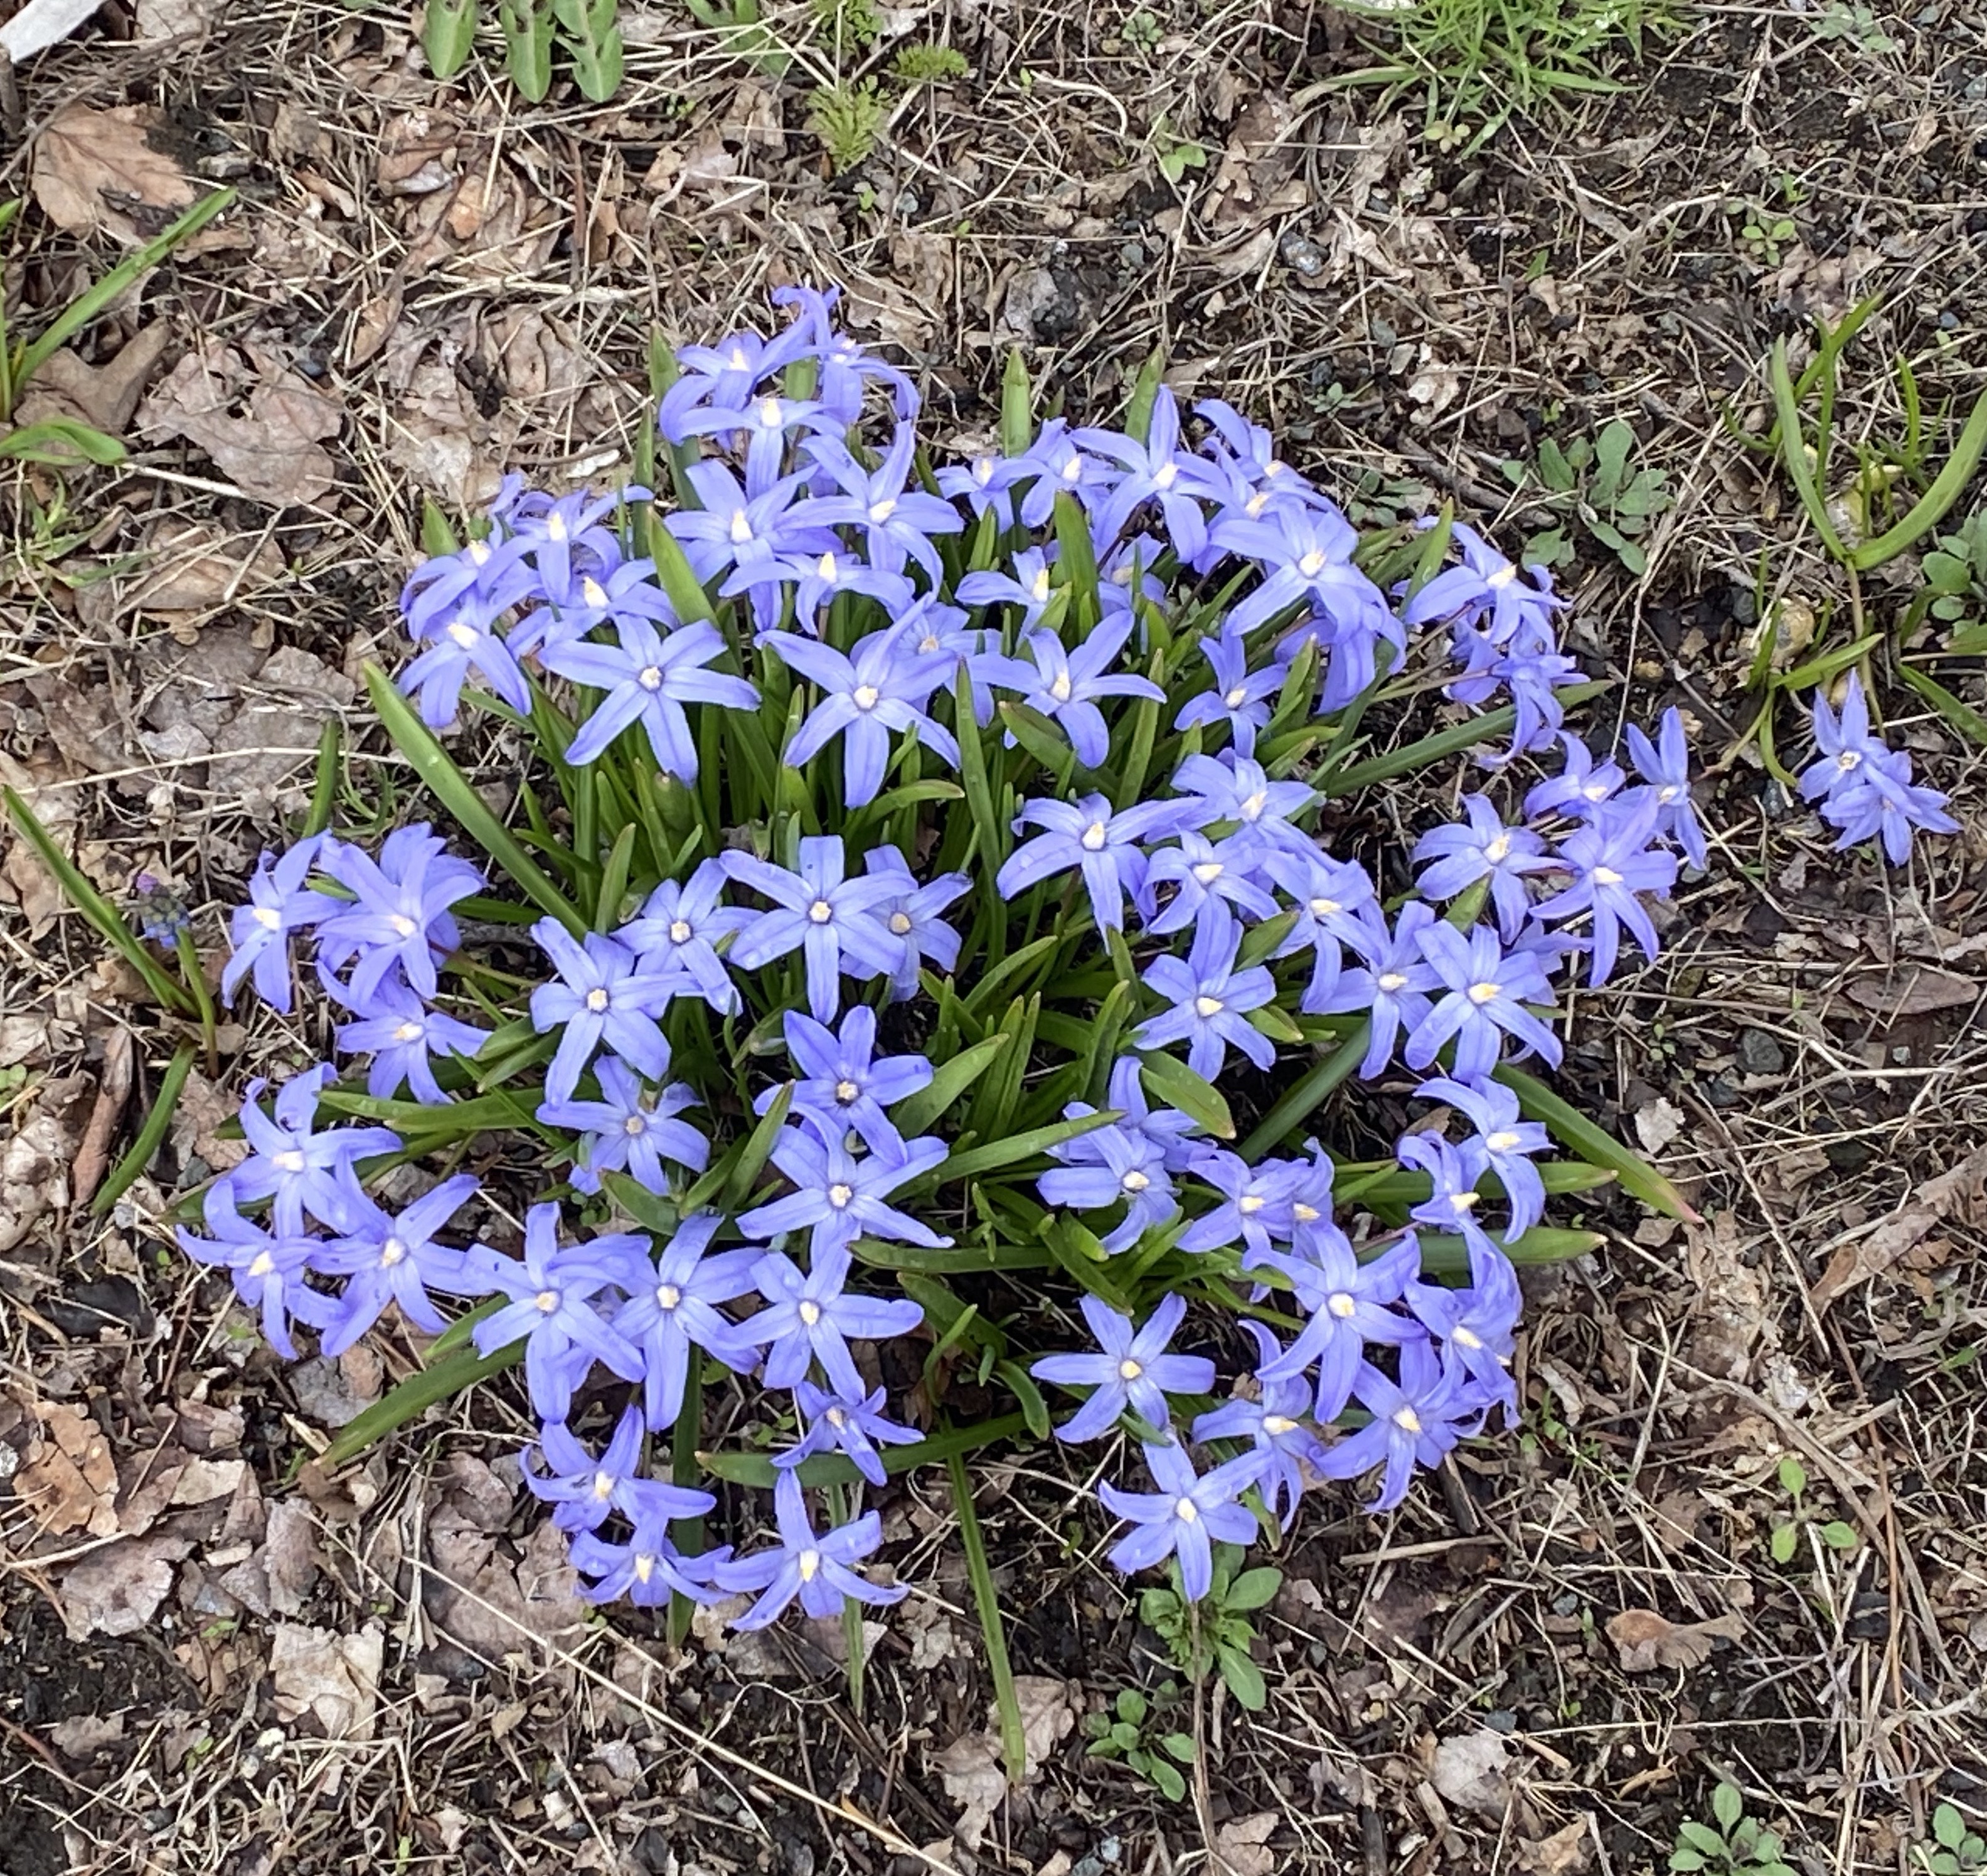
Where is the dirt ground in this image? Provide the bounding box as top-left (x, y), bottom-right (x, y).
top-left (1, 1), bottom-right (1985, 1871)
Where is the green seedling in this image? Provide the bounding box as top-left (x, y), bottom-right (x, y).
top-left (1122, 6), bottom-right (1161, 49)
top-left (1915, 509), bottom-right (1987, 654)
top-left (1153, 117), bottom-right (1207, 186)
top-left (680, 0), bottom-right (791, 73)
top-left (1766, 1454), bottom-right (1857, 1565)
top-left (424, 0), bottom-right (627, 102)
top-left (805, 78), bottom-right (887, 173)
top-left (1812, 1), bottom-right (1898, 53)
top-left (1139, 1543), bottom-right (1279, 1710)
top-left (1501, 417), bottom-right (1673, 575)
top-left (1670, 1783), bottom-right (1799, 1876)
top-left (1082, 1682), bottom-right (1196, 1802)
top-left (808, 0), bottom-right (882, 48)
top-left (1914, 1803), bottom-right (1986, 1875)
top-left (892, 42), bottom-right (968, 84)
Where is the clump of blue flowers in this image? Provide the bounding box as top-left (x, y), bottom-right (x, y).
top-left (181, 286), bottom-right (1950, 1663)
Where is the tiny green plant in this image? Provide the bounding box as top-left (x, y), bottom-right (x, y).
top-left (804, 77), bottom-right (887, 173)
top-left (1914, 1803), bottom-right (1987, 1875)
top-left (1812, 1), bottom-right (1899, 53)
top-left (1083, 1683), bottom-right (1196, 1802)
top-left (1501, 418), bottom-right (1673, 576)
top-left (1915, 509), bottom-right (1987, 654)
top-left (1731, 198), bottom-right (1798, 270)
top-left (1670, 1783), bottom-right (1799, 1876)
top-left (1139, 1543), bottom-right (1279, 1710)
top-left (808, 0), bottom-right (882, 50)
top-left (1153, 117), bottom-right (1208, 186)
top-left (424, 0), bottom-right (625, 102)
top-left (680, 0), bottom-right (791, 74)
top-left (891, 42), bottom-right (969, 85)
top-left (1122, 6), bottom-right (1162, 49)
top-left (1766, 1454), bottom-right (1857, 1565)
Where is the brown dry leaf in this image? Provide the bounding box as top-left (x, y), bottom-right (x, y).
top-left (70, 1027), bottom-right (135, 1210)
top-left (46, 1712), bottom-right (126, 1759)
top-left (135, 0), bottom-right (209, 38)
top-left (1212, 1813), bottom-right (1279, 1876)
top-left (1683, 1210), bottom-right (1774, 1380)
top-left (219, 1498), bottom-right (320, 1618)
top-left (1520, 1819), bottom-right (1594, 1876)
top-left (933, 1733), bottom-right (1006, 1852)
top-left (57, 1533), bottom-right (191, 1638)
top-left (32, 105), bottom-right (196, 242)
top-left (18, 1399), bottom-right (120, 1537)
top-left (1605, 1606), bottom-right (1745, 1672)
top-left (13, 324), bottom-right (174, 445)
top-left (171, 1067), bottom-right (250, 1175)
top-left (2, 1073), bottom-right (95, 1255)
top-left (136, 343), bottom-right (342, 506)
top-left (110, 519), bottom-right (285, 627)
top-left (1845, 967), bottom-right (1981, 1018)
top-left (425, 1515), bottom-right (585, 1671)
top-left (1812, 1144), bottom-right (1987, 1313)
top-left (1634, 1096), bottom-right (1686, 1156)
top-left (270, 1621), bottom-right (384, 1739)
top-left (1431, 1730), bottom-right (1514, 1820)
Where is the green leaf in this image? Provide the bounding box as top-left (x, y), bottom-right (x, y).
top-left (892, 1031), bottom-right (1011, 1135)
top-left (1138, 1050), bottom-right (1235, 1141)
top-left (1235, 1025), bottom-right (1367, 1161)
top-left (551, 0), bottom-right (624, 99)
top-left (1052, 491), bottom-right (1102, 626)
top-left (1159, 1732), bottom-right (1196, 1764)
top-left (1898, 661), bottom-right (1987, 747)
top-left (1122, 344), bottom-right (1165, 445)
top-left (1594, 418), bottom-right (1635, 501)
top-left (1676, 1822), bottom-right (1727, 1858)
top-left (1149, 1758), bottom-right (1188, 1803)
top-left (1493, 1062), bottom-right (1698, 1222)
top-left (1668, 1852), bottom-right (1706, 1872)
top-left (948, 1440), bottom-right (1026, 1783)
top-left (1414, 1225), bottom-right (1601, 1276)
top-left (999, 348), bottom-right (1033, 457)
top-left (1110, 1719), bottom-right (1143, 1751)
top-left (1217, 1644), bottom-right (1266, 1710)
top-left (424, 0), bottom-right (479, 77)
top-left (1321, 682), bottom-right (1609, 794)
top-left (0, 416), bottom-right (126, 465)
top-left (1769, 337), bottom-right (1847, 560)
top-left (1713, 1783), bottom-right (1744, 1832)
top-left (321, 1338), bottom-right (523, 1469)
top-left (1849, 389), bottom-right (1987, 570)
top-left (1770, 1522), bottom-right (1799, 1563)
top-left (92, 1040), bottom-right (195, 1217)
top-left (365, 666), bottom-right (586, 935)
top-left (1777, 1452), bottom-right (1807, 1497)
top-left (1934, 1806), bottom-right (1966, 1851)
top-left (933, 1108), bottom-right (1118, 1185)
top-left (501, 0), bottom-right (555, 97)
top-left (996, 1357), bottom-right (1052, 1439)
top-left (2, 788), bottom-right (194, 1015)
top-left (1117, 1688), bottom-right (1148, 1725)
top-left (723, 1081), bottom-right (791, 1213)
top-left (1819, 1519), bottom-right (1858, 1552)
top-left (1224, 1565), bottom-right (1282, 1613)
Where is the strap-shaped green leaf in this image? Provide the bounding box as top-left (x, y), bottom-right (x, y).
top-left (1493, 1061), bottom-right (1698, 1221)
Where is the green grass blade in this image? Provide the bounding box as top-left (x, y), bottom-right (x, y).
top-left (1415, 1225), bottom-right (1604, 1277)
top-left (319, 1338), bottom-right (523, 1469)
top-left (699, 1410), bottom-right (1031, 1488)
top-left (3, 787), bottom-right (194, 1014)
top-left (950, 1444), bottom-right (1027, 1783)
top-left (1235, 1024), bottom-right (1368, 1161)
top-left (1848, 390), bottom-right (1987, 571)
top-left (91, 1040), bottom-right (195, 1217)
top-left (1769, 336), bottom-right (1846, 560)
top-left (1493, 1062), bottom-right (1698, 1221)
top-left (1137, 1050), bottom-right (1235, 1141)
top-left (892, 1031), bottom-right (1011, 1135)
top-left (364, 664), bottom-right (585, 935)
top-left (932, 1109), bottom-right (1118, 1186)
top-left (1897, 661), bottom-right (1987, 746)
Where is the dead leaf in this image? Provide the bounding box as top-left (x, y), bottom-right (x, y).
top-left (1520, 1818), bottom-right (1594, 1876)
top-left (1846, 967), bottom-right (1981, 1018)
top-left (1634, 1097), bottom-right (1686, 1156)
top-left (1212, 1813), bottom-right (1279, 1876)
top-left (1431, 1730), bottom-right (1513, 1820)
top-left (425, 1515), bottom-right (585, 1672)
top-left (1011, 1675), bottom-right (1075, 1773)
top-left (1604, 1606), bottom-right (1745, 1672)
top-left (136, 0), bottom-right (210, 37)
top-left (56, 1533), bottom-right (191, 1638)
top-left (1812, 1144), bottom-right (1987, 1313)
top-left (270, 1621), bottom-right (385, 1739)
top-left (32, 106), bottom-right (197, 243)
top-left (933, 1733), bottom-right (1006, 1852)
top-left (136, 343), bottom-right (342, 506)
top-left (103, 519), bottom-right (286, 628)
top-left (0, 0), bottom-right (102, 61)
top-left (46, 1713), bottom-right (125, 1759)
top-left (17, 1399), bottom-right (119, 1537)
top-left (1684, 1211), bottom-right (1774, 1380)
top-left (70, 1028), bottom-right (135, 1209)
top-left (14, 325), bottom-right (174, 446)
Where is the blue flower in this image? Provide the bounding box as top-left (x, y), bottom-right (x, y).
top-left (400, 525), bottom-right (535, 645)
top-left (542, 617), bottom-right (758, 776)
top-left (470, 1203), bottom-right (649, 1423)
top-left (526, 1405), bottom-right (688, 1534)
top-left (316, 826), bottom-right (485, 1006)
top-left (794, 425), bottom-right (963, 580)
top-left (1405, 922), bottom-right (1563, 1082)
top-left (1173, 624), bottom-right (1282, 755)
top-left (659, 324), bottom-right (814, 444)
top-left (1098, 1439), bottom-right (1267, 1601)
top-left (1168, 754), bottom-right (1317, 863)
top-left (773, 1379), bottom-right (920, 1488)
top-left (722, 836), bottom-right (905, 1021)
top-left (232, 1065), bottom-right (400, 1236)
top-left (755, 1005), bottom-right (934, 1157)
top-left (1396, 1131), bottom-right (1497, 1255)
top-left (1191, 1322), bottom-right (1324, 1530)
top-left (1143, 831), bottom-right (1279, 938)
top-left (618, 859), bottom-right (750, 1016)
top-left (977, 615), bottom-right (1164, 769)
top-left (1313, 901), bottom-right (1440, 1080)
top-left (1403, 520), bottom-right (1563, 652)
top-left (1038, 1115), bottom-right (1178, 1254)
top-left (1524, 732), bottom-right (1625, 823)
top-left (1530, 792), bottom-right (1676, 986)
top-left (528, 922), bottom-right (683, 1107)
top-left (996, 792), bottom-right (1193, 932)
top-left (610, 1213), bottom-right (764, 1428)
top-left (1030, 1293), bottom-right (1215, 1442)
top-left (223, 836), bottom-right (335, 1014)
top-left (675, 385), bottom-right (838, 488)
top-left (1016, 418), bottom-right (1117, 527)
top-left (1254, 1227), bottom-right (1422, 1421)
top-left (737, 1239), bottom-right (928, 1399)
top-left (956, 548), bottom-right (1058, 628)
top-left (670, 462), bottom-right (834, 632)
top-left (935, 447), bottom-right (1033, 526)
top-left (1176, 1149), bottom-right (1301, 1257)
top-left (176, 1178), bottom-right (338, 1360)
top-left (862, 848), bottom-right (968, 998)
top-left (1623, 706), bottom-right (1707, 866)
top-left (1412, 1075), bottom-right (1550, 1239)
top-left (774, 546), bottom-right (916, 633)
top-left (712, 1471), bottom-right (907, 1630)
top-left (1797, 674), bottom-right (1958, 865)
top-left (508, 558), bottom-right (678, 663)
top-left (1262, 848), bottom-right (1379, 1011)
top-left (1314, 1341), bottom-right (1492, 1512)
top-left (763, 624), bottom-right (959, 807)
top-left (332, 980), bottom-right (488, 1106)
top-left (399, 587), bottom-right (533, 727)
top-left (1212, 504), bottom-right (1389, 641)
top-left (771, 285), bottom-right (919, 422)
top-left (1412, 795), bottom-right (1552, 941)
top-left (1075, 389), bottom-right (1208, 557)
top-left (1405, 1235), bottom-right (1521, 1423)
top-left (570, 1518), bottom-right (733, 1608)
top-left (1133, 905), bottom-right (1278, 1080)
top-left (541, 1055), bottom-right (707, 1195)
top-left (312, 1173), bottom-right (490, 1355)
top-left (737, 1127), bottom-right (949, 1266)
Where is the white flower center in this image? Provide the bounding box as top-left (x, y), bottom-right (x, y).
top-left (1377, 971), bottom-right (1408, 993)
top-left (656, 1283), bottom-right (681, 1309)
top-left (1454, 1325), bottom-right (1483, 1350)
top-left (1191, 861), bottom-right (1223, 885)
top-left (817, 552), bottom-right (839, 582)
top-left (852, 685), bottom-right (881, 711)
top-left (1239, 789), bottom-right (1267, 820)
top-left (446, 621), bottom-right (479, 650)
top-left (1060, 454), bottom-right (1082, 482)
top-left (1487, 1130), bottom-right (1520, 1153)
top-left (1245, 490), bottom-right (1271, 517)
top-left (1297, 549), bottom-right (1327, 578)
top-left (535, 1289), bottom-right (560, 1313)
top-left (868, 498), bottom-right (897, 524)
top-left (1292, 1202), bottom-right (1319, 1223)
top-left (467, 539), bottom-right (491, 565)
top-left (633, 1552), bottom-right (655, 1584)
top-left (827, 1405), bottom-right (848, 1429)
top-left (1048, 673), bottom-right (1073, 703)
top-left (1486, 563), bottom-right (1516, 589)
top-left (1030, 568), bottom-right (1051, 602)
top-left (253, 905), bottom-right (283, 930)
top-left (1238, 1195), bottom-right (1265, 1215)
top-left (581, 576), bottom-right (609, 610)
top-left (1451, 1190), bottom-right (1479, 1213)
top-left (1484, 833), bottom-right (1511, 863)
top-left (624, 1113), bottom-right (647, 1136)
top-left (1467, 981), bottom-right (1500, 1006)
top-left (1224, 686), bottom-right (1249, 708)
top-left (808, 898), bottom-right (834, 925)
top-left (1264, 460), bottom-right (1287, 480)
top-left (1263, 1414), bottom-right (1297, 1435)
top-left (390, 914), bottom-right (418, 938)
top-left (728, 509), bottom-right (754, 546)
top-left (1194, 994), bottom-right (1224, 1018)
top-left (380, 1236), bottom-right (407, 1266)
top-left (726, 344), bottom-right (749, 370)
top-left (393, 1021), bottom-right (424, 1044)
top-left (1309, 897), bottom-right (1340, 919)
top-left (546, 512), bottom-right (568, 542)
top-left (799, 1299), bottom-right (823, 1325)
top-left (1594, 865), bottom-right (1624, 887)
top-left (1393, 1404), bottom-right (1424, 1433)
top-left (1080, 821), bottom-right (1108, 852)
top-left (585, 987), bottom-right (611, 1013)
top-left (888, 911), bottom-right (913, 935)
top-left (247, 1250), bottom-right (274, 1279)
top-left (592, 1471), bottom-right (615, 1500)
top-left (668, 918), bottom-right (693, 944)
top-left (637, 665), bottom-right (664, 692)
top-left (1175, 1497), bottom-right (1199, 1522)
top-left (834, 1079), bottom-right (860, 1105)
top-left (1117, 1357), bottom-right (1143, 1380)
top-left (272, 1149), bottom-right (306, 1174)
top-left (826, 1183), bottom-right (853, 1210)
top-left (1122, 1170), bottom-right (1150, 1193)
top-left (798, 1548), bottom-right (821, 1582)
top-left (756, 396), bottom-right (782, 429)
top-left (1153, 462), bottom-right (1178, 490)
top-left (1327, 1292), bottom-right (1356, 1320)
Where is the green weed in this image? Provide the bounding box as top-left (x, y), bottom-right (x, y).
top-left (1083, 1683), bottom-right (1196, 1802)
top-left (1670, 1783), bottom-right (1798, 1876)
top-left (804, 77), bottom-right (887, 172)
top-left (892, 41), bottom-right (968, 84)
top-left (1500, 417), bottom-right (1673, 575)
top-left (1914, 1804), bottom-right (1986, 1875)
top-left (1139, 1543), bottom-right (1279, 1710)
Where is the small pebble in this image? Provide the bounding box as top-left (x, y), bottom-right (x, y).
top-left (1737, 1028), bottom-right (1786, 1076)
